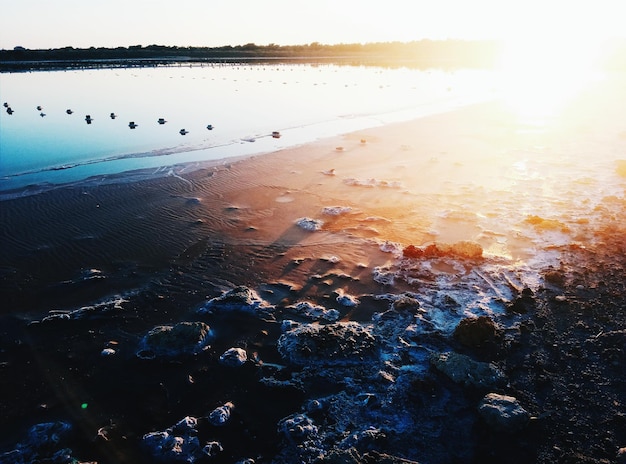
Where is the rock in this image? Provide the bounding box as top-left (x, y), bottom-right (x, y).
top-left (278, 322), bottom-right (378, 366)
top-left (219, 347), bottom-right (247, 367)
top-left (478, 393), bottom-right (531, 431)
top-left (276, 413), bottom-right (323, 463)
top-left (402, 245), bottom-right (423, 259)
top-left (285, 301), bottom-right (340, 322)
top-left (336, 291), bottom-right (360, 307)
top-left (0, 421), bottom-right (80, 464)
top-left (137, 322), bottom-right (212, 360)
top-left (430, 351), bottom-right (506, 389)
top-left (315, 448), bottom-right (362, 463)
top-left (337, 427), bottom-right (386, 452)
top-left (296, 217), bottom-right (324, 231)
top-left (361, 451), bottom-right (421, 463)
top-left (543, 269), bottom-right (566, 286)
top-left (203, 442), bottom-right (223, 457)
top-left (390, 295), bottom-right (421, 312)
top-left (402, 241), bottom-right (483, 260)
top-left (278, 413), bottom-right (319, 445)
top-left (208, 402), bottom-right (234, 426)
top-left (453, 315), bottom-right (499, 348)
top-left (507, 295), bottom-right (536, 314)
top-left (199, 286), bottom-right (274, 316)
top-left (142, 416), bottom-right (219, 463)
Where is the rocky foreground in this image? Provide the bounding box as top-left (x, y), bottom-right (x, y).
top-left (2, 217), bottom-right (625, 464)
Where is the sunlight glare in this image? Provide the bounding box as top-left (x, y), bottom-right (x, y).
top-left (494, 10), bottom-right (608, 124)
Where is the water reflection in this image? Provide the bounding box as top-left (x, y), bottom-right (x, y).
top-left (1, 64), bottom-right (496, 191)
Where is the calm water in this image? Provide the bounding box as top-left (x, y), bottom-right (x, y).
top-left (0, 64), bottom-right (496, 192)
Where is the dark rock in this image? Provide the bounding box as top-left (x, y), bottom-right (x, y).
top-left (199, 286), bottom-right (274, 316)
top-left (219, 347), bottom-right (247, 366)
top-left (208, 402), bottom-right (234, 426)
top-left (0, 421), bottom-right (80, 464)
top-left (453, 315), bottom-right (499, 348)
top-left (278, 322), bottom-right (378, 366)
top-left (478, 393), bottom-right (530, 431)
top-left (362, 451), bottom-right (421, 463)
top-left (137, 321), bottom-right (212, 359)
top-left (142, 416), bottom-right (221, 463)
top-left (430, 351), bottom-right (506, 389)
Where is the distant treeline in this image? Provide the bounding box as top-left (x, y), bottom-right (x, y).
top-left (2, 40), bottom-right (626, 72)
top-left (1, 41), bottom-right (500, 71)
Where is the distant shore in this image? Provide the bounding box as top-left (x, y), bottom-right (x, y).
top-left (0, 40), bottom-right (506, 72)
top-left (3, 39), bottom-right (626, 73)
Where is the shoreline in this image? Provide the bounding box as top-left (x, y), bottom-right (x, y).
top-left (1, 93), bottom-right (625, 463)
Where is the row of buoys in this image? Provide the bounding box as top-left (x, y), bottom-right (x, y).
top-left (3, 102), bottom-right (279, 139)
top-left (3, 102), bottom-right (218, 136)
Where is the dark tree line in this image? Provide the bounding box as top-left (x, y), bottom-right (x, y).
top-left (0, 40), bottom-right (500, 71)
top-left (2, 40), bottom-right (625, 72)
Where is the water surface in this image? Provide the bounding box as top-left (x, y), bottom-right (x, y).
top-left (0, 64), bottom-right (495, 192)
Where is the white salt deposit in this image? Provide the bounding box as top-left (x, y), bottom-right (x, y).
top-left (343, 177), bottom-right (402, 188)
top-left (335, 290), bottom-right (360, 307)
top-left (295, 217), bottom-right (324, 231)
top-left (286, 301), bottom-right (341, 322)
top-left (322, 206), bottom-right (352, 215)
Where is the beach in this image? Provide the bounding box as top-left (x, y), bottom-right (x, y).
top-left (1, 85), bottom-right (625, 464)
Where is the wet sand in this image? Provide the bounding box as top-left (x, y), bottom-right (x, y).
top-left (1, 85), bottom-right (625, 463)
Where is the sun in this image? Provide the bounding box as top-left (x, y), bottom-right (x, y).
top-left (493, 3), bottom-right (611, 122)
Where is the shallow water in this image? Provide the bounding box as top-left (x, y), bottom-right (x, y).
top-left (0, 64), bottom-right (495, 192)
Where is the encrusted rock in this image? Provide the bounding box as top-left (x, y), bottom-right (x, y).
top-left (278, 413), bottom-right (319, 445)
top-left (478, 393), bottom-right (530, 431)
top-left (0, 422), bottom-right (77, 464)
top-left (453, 315), bottom-right (499, 348)
top-left (208, 402), bottom-right (234, 426)
top-left (430, 351), bottom-right (506, 389)
top-left (278, 322), bottom-right (378, 366)
top-left (219, 347), bottom-right (247, 367)
top-left (137, 322), bottom-right (212, 360)
top-left (402, 241), bottom-right (483, 260)
top-left (336, 291), bottom-right (360, 307)
top-left (285, 301), bottom-right (340, 322)
top-left (199, 286), bottom-right (274, 316)
top-left (142, 416), bottom-right (219, 463)
top-left (296, 217), bottom-right (324, 231)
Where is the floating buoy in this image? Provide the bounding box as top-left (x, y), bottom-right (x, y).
top-left (110, 113), bottom-right (117, 119)
top-left (66, 109), bottom-right (73, 115)
top-left (129, 121), bottom-right (137, 129)
top-left (179, 128), bottom-right (188, 135)
top-left (272, 131), bottom-right (281, 138)
top-left (157, 118), bottom-right (166, 124)
top-left (206, 124), bottom-right (214, 130)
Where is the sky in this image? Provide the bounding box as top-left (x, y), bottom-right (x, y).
top-left (0, 0), bottom-right (624, 50)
